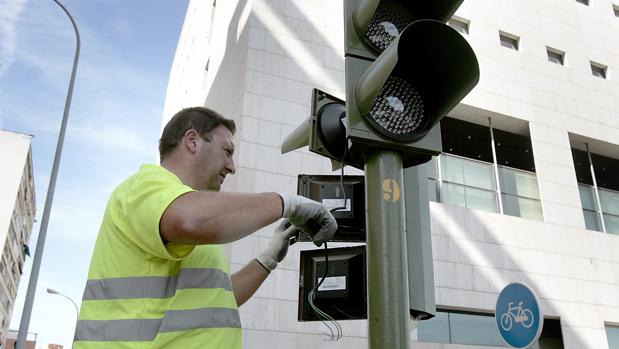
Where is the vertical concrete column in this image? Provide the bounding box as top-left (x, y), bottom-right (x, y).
top-left (529, 122), bottom-right (585, 229)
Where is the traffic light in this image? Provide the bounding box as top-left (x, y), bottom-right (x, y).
top-left (344, 0), bottom-right (480, 167)
top-left (281, 0), bottom-right (480, 169)
top-left (281, 0), bottom-right (481, 331)
top-left (295, 171), bottom-right (437, 321)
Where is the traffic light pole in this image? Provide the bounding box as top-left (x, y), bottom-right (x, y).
top-left (365, 150), bottom-right (410, 348)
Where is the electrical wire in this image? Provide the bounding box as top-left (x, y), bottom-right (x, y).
top-left (306, 143), bottom-right (349, 341)
top-left (307, 242), bottom-right (342, 340)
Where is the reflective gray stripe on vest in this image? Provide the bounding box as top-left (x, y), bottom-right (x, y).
top-left (75, 308), bottom-right (241, 342)
top-left (159, 307), bottom-right (242, 333)
top-left (83, 268), bottom-right (232, 300)
top-left (76, 318), bottom-right (161, 342)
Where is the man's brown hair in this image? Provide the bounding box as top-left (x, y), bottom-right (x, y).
top-left (159, 106), bottom-right (236, 161)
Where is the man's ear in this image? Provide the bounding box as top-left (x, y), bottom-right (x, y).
top-left (183, 129), bottom-right (200, 153)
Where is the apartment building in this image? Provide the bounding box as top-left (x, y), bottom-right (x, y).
top-left (0, 130), bottom-right (36, 346)
top-left (162, 0), bottom-right (619, 348)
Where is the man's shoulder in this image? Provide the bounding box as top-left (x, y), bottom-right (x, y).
top-left (129, 164), bottom-right (179, 185)
top-left (110, 164), bottom-right (181, 198)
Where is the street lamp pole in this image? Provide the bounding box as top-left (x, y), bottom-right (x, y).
top-left (46, 288), bottom-right (78, 349)
top-left (16, 1), bottom-right (80, 348)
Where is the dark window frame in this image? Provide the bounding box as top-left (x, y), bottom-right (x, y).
top-left (448, 17), bottom-right (470, 35)
top-left (590, 61), bottom-right (607, 79)
top-left (547, 47), bottom-right (565, 65)
top-left (499, 32), bottom-right (519, 50)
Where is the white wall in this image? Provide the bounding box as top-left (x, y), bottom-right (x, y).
top-left (160, 0), bottom-right (214, 131)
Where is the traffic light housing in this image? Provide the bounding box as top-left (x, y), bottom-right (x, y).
top-left (281, 0), bottom-right (480, 169)
top-left (298, 246), bottom-right (367, 321)
top-left (344, 0), bottom-right (480, 167)
top-left (344, 0), bottom-right (465, 60)
top-left (281, 89), bottom-right (364, 170)
top-left (295, 173), bottom-right (437, 320)
top-left (296, 174), bottom-right (366, 242)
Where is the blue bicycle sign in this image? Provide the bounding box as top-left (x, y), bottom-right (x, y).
top-left (499, 301), bottom-right (534, 331)
top-left (495, 283), bottom-right (543, 348)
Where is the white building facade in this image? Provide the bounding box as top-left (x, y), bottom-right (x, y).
top-left (0, 130), bottom-right (36, 346)
top-left (163, 0), bottom-right (619, 348)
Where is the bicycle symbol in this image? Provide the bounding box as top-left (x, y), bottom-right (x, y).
top-left (500, 301), bottom-right (534, 331)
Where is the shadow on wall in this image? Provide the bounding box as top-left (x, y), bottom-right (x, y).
top-left (206, 0), bottom-right (345, 115)
top-left (204, 0), bottom-right (250, 120)
top-left (206, 0), bottom-right (345, 192)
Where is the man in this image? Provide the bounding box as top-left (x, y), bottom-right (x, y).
top-left (74, 107), bottom-right (337, 349)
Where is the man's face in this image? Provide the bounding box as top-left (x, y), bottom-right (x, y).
top-left (194, 125), bottom-right (236, 191)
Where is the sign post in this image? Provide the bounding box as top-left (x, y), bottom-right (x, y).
top-left (495, 283), bottom-right (544, 348)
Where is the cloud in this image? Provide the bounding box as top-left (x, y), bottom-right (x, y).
top-left (0, 0), bottom-right (27, 77)
top-left (108, 16), bottom-right (135, 39)
top-left (49, 203), bottom-right (103, 242)
top-left (69, 122), bottom-right (155, 159)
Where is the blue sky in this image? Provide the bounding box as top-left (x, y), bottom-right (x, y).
top-left (1, 0), bottom-right (188, 346)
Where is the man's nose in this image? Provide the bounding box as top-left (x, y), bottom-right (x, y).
top-left (227, 157), bottom-right (236, 175)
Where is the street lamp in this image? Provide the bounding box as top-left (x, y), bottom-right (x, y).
top-left (46, 288), bottom-right (78, 349)
top-left (16, 0), bottom-right (80, 348)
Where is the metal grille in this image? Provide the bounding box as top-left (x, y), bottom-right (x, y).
top-left (365, 1), bottom-right (414, 52)
top-left (368, 76), bottom-right (426, 137)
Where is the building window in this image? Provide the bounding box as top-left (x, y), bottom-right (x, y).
top-left (590, 62), bottom-right (607, 79)
top-left (439, 154), bottom-right (499, 213)
top-left (607, 325), bottom-right (619, 348)
top-left (415, 309), bottom-right (564, 348)
top-left (448, 17), bottom-right (469, 35)
top-left (576, 0), bottom-right (589, 5)
top-left (547, 47), bottom-right (565, 65)
top-left (431, 117), bottom-right (543, 220)
top-left (572, 148), bottom-right (619, 234)
top-left (499, 32), bottom-right (519, 50)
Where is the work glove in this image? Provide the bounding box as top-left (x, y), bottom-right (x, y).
top-left (256, 220), bottom-right (298, 272)
top-left (278, 193), bottom-right (338, 247)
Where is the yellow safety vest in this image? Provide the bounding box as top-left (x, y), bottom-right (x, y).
top-left (74, 164), bottom-right (242, 349)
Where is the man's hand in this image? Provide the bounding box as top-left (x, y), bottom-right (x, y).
top-left (255, 220), bottom-right (298, 271)
top-left (278, 193), bottom-right (338, 246)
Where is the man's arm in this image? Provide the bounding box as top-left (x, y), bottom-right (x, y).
top-left (160, 191), bottom-right (338, 247)
top-left (160, 191), bottom-right (283, 244)
top-left (230, 260), bottom-right (269, 306)
top-left (231, 221), bottom-right (298, 306)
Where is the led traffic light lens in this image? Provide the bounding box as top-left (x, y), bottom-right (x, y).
top-left (366, 1), bottom-right (414, 52)
top-left (367, 75), bottom-right (427, 141)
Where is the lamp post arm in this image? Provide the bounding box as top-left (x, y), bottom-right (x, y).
top-left (15, 1), bottom-right (80, 349)
top-left (57, 292), bottom-right (79, 318)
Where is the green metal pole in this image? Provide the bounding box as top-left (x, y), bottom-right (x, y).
top-left (365, 150), bottom-right (410, 348)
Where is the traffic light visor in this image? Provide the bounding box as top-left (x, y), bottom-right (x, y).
top-left (363, 1), bottom-right (415, 53)
top-left (355, 19), bottom-right (480, 142)
top-left (281, 117), bottom-right (310, 154)
top-left (352, 0), bottom-right (466, 55)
